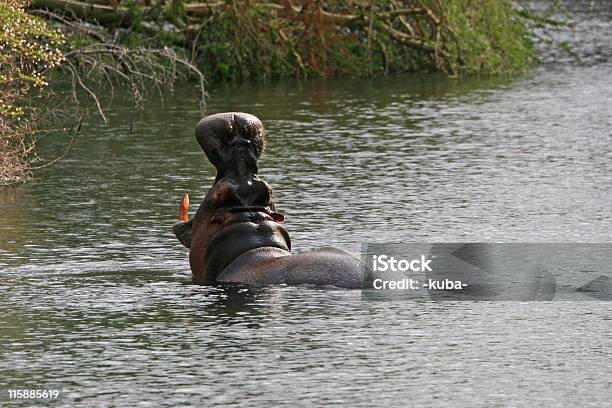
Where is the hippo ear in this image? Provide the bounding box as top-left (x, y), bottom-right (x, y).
top-left (173, 220), bottom-right (192, 248)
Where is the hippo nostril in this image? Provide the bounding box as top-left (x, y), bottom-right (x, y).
top-left (230, 136), bottom-right (252, 148)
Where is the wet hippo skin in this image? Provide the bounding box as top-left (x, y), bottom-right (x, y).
top-left (173, 112), bottom-right (365, 288)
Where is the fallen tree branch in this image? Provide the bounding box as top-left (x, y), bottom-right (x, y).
top-left (30, 0), bottom-right (429, 26)
top-left (58, 44), bottom-right (207, 121)
top-left (30, 0), bottom-right (133, 26)
top-left (378, 23), bottom-right (437, 53)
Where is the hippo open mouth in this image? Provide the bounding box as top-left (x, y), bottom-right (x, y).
top-left (172, 112), bottom-right (290, 278)
top-left (171, 112), bottom-right (364, 288)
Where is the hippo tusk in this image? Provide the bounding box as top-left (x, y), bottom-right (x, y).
top-left (179, 194), bottom-right (190, 221)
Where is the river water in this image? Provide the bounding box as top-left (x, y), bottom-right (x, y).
top-left (1, 2), bottom-right (612, 407)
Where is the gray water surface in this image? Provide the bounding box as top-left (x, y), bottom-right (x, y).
top-left (1, 2), bottom-right (612, 406)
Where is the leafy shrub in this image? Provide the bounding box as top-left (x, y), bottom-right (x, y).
top-left (0, 0), bottom-right (64, 185)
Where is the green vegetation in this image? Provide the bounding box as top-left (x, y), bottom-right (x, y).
top-left (1, 0), bottom-right (565, 185)
top-left (188, 0), bottom-right (539, 80)
top-left (31, 0), bottom-right (542, 80)
top-left (1, 0), bottom-right (204, 185)
top-left (1, 0), bottom-right (64, 185)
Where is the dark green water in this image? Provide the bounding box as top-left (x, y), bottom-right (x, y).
top-left (1, 3), bottom-right (612, 406)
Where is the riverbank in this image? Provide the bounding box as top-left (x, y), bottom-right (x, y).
top-left (1, 0), bottom-right (566, 186)
top-left (30, 0), bottom-right (541, 79)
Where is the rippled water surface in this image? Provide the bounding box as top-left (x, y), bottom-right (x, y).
top-left (1, 2), bottom-right (612, 406)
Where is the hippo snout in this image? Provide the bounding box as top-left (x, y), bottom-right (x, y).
top-left (195, 112), bottom-right (265, 171)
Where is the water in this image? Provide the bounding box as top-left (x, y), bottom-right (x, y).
top-left (1, 2), bottom-right (612, 406)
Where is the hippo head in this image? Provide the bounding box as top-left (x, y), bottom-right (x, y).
top-left (195, 112), bottom-right (265, 180)
top-left (173, 112), bottom-right (290, 282)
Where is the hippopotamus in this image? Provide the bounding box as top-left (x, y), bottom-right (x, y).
top-left (173, 112), bottom-right (365, 288)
